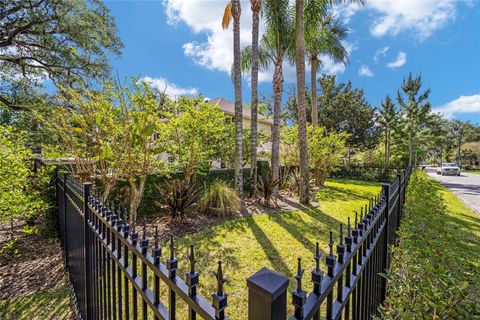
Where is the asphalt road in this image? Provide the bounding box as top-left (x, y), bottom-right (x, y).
top-left (426, 167), bottom-right (480, 215)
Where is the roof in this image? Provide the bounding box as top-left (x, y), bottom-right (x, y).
top-left (208, 97), bottom-right (274, 126)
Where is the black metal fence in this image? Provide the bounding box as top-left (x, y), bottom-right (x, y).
top-left (56, 167), bottom-right (411, 320)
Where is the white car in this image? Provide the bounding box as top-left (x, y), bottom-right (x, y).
top-left (437, 163), bottom-right (461, 176)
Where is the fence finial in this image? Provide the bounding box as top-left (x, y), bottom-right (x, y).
top-left (295, 257), bottom-right (304, 292)
top-left (142, 219), bottom-right (147, 240)
top-left (339, 223), bottom-right (344, 245)
top-left (329, 231), bottom-right (334, 256)
top-left (213, 261), bottom-right (227, 296)
top-left (169, 234), bottom-right (175, 260)
top-left (188, 245), bottom-right (196, 274)
top-left (347, 217), bottom-right (351, 236)
top-left (154, 226), bottom-right (159, 248)
top-left (314, 242), bottom-right (321, 272)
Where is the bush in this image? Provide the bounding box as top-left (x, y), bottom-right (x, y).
top-left (258, 174), bottom-right (280, 207)
top-left (198, 181), bottom-right (240, 217)
top-left (380, 171), bottom-right (480, 318)
top-left (331, 165), bottom-right (397, 182)
top-left (155, 176), bottom-right (200, 221)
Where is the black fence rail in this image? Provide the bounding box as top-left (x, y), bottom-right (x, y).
top-left (55, 167), bottom-right (411, 320)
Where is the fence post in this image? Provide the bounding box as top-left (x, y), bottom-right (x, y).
top-left (247, 268), bottom-right (289, 320)
top-left (63, 173), bottom-right (68, 268)
top-left (83, 182), bottom-right (93, 320)
top-left (381, 183), bottom-right (390, 300)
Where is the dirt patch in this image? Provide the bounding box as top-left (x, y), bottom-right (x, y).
top-left (0, 220), bottom-right (74, 311)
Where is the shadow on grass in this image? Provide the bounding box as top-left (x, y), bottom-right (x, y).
top-left (0, 288), bottom-right (74, 320)
top-left (246, 218), bottom-right (293, 278)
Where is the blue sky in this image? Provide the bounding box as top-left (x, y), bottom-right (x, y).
top-left (104, 0), bottom-right (480, 123)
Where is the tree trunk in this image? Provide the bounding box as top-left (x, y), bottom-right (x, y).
top-left (408, 130), bottom-right (413, 167)
top-left (271, 61), bottom-right (284, 187)
top-left (128, 175), bottom-right (147, 227)
top-left (296, 0), bottom-right (309, 205)
top-left (250, 0), bottom-right (260, 197)
top-left (384, 129), bottom-right (388, 167)
top-left (232, 0), bottom-right (243, 196)
top-left (310, 55), bottom-right (318, 127)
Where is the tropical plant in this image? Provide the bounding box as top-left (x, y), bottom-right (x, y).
top-left (305, 9), bottom-right (348, 126)
top-left (223, 0), bottom-right (244, 196)
top-left (397, 73), bottom-right (432, 167)
top-left (258, 174), bottom-right (280, 207)
top-left (378, 96), bottom-right (397, 167)
top-left (240, 0), bottom-right (295, 186)
top-left (249, 0), bottom-right (262, 196)
top-left (198, 181), bottom-right (241, 217)
top-left (156, 176), bottom-right (200, 221)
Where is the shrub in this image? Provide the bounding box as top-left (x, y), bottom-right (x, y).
top-left (258, 174), bottom-right (280, 207)
top-left (155, 176), bottom-right (200, 221)
top-left (380, 171), bottom-right (480, 318)
top-left (198, 181), bottom-right (240, 217)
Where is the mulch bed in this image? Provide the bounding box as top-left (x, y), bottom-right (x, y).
top-left (0, 220), bottom-right (74, 306)
top-left (142, 190), bottom-right (318, 242)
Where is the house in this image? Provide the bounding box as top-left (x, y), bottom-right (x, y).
top-left (208, 97), bottom-right (273, 155)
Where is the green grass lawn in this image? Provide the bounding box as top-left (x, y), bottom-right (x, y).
top-left (0, 287), bottom-right (75, 320)
top-left (466, 169), bottom-right (480, 174)
top-left (382, 171), bottom-right (480, 318)
top-left (172, 178), bottom-right (381, 319)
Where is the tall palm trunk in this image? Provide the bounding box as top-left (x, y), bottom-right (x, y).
top-left (232, 0), bottom-right (243, 196)
top-left (310, 55), bottom-right (319, 126)
top-left (271, 60), bottom-right (283, 185)
top-left (250, 0), bottom-right (261, 196)
top-left (295, 0), bottom-right (309, 204)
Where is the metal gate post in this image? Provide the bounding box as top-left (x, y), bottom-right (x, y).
top-left (83, 182), bottom-right (93, 320)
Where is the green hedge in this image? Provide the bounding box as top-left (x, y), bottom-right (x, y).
top-left (381, 171), bottom-right (480, 318)
top-left (330, 165), bottom-right (398, 182)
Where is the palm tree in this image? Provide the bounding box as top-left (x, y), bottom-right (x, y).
top-left (295, 0), bottom-right (309, 204)
top-left (305, 9), bottom-right (348, 126)
top-left (397, 73), bottom-right (432, 167)
top-left (223, 0), bottom-right (243, 196)
top-left (250, 0), bottom-right (262, 196)
top-left (378, 95), bottom-right (397, 167)
top-left (240, 0), bottom-right (294, 186)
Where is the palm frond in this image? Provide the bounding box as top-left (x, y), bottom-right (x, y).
top-left (222, 2), bottom-right (233, 30)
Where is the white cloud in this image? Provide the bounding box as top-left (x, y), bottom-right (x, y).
top-left (164, 0), bottom-right (352, 83)
top-left (373, 46), bottom-right (390, 63)
top-left (141, 76), bottom-right (198, 98)
top-left (434, 94), bottom-right (480, 119)
top-left (368, 0), bottom-right (456, 40)
top-left (387, 51), bottom-right (407, 68)
top-left (358, 65), bottom-right (374, 77)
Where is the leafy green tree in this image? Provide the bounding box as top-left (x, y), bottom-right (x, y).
top-left (318, 75), bottom-right (380, 150)
top-left (44, 84), bottom-right (119, 194)
top-left (0, 0), bottom-right (122, 110)
top-left (0, 126), bottom-right (49, 246)
top-left (378, 96), bottom-right (397, 166)
top-left (223, 0), bottom-right (244, 196)
top-left (397, 73), bottom-right (432, 167)
top-left (281, 124), bottom-right (348, 187)
top-left (163, 97), bottom-right (234, 174)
